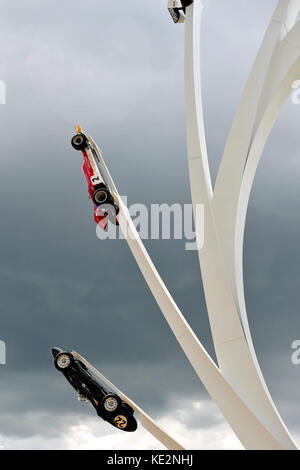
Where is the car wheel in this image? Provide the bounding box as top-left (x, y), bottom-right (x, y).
top-left (55, 352), bottom-right (73, 371)
top-left (71, 133), bottom-right (88, 151)
top-left (102, 394), bottom-right (121, 413)
top-left (93, 188), bottom-right (110, 206)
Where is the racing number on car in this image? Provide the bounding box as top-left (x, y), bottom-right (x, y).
top-left (91, 175), bottom-right (100, 185)
top-left (114, 415), bottom-right (127, 429)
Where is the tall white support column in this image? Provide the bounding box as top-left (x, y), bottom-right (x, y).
top-left (184, 0), bottom-right (297, 449)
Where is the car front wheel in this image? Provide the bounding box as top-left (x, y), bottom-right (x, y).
top-left (71, 133), bottom-right (88, 151)
top-left (55, 352), bottom-right (73, 371)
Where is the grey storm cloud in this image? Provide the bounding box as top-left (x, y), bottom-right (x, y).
top-left (0, 0), bottom-right (299, 446)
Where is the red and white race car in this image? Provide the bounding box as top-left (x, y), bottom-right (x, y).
top-left (71, 125), bottom-right (119, 230)
top-left (167, 0), bottom-right (193, 23)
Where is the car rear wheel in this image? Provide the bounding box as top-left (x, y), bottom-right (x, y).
top-left (102, 394), bottom-right (121, 413)
top-left (71, 133), bottom-right (88, 151)
top-left (55, 352), bottom-right (73, 371)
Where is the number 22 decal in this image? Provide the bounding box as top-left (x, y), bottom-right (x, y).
top-left (114, 415), bottom-right (127, 429)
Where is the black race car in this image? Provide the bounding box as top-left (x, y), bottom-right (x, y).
top-left (168, 0), bottom-right (193, 23)
top-left (52, 348), bottom-right (137, 432)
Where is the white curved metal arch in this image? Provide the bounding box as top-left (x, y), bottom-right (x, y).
top-left (72, 351), bottom-right (184, 450)
top-left (233, 24), bottom-right (300, 365)
top-left (225, 24), bottom-right (300, 449)
top-left (213, 0), bottom-right (300, 304)
top-left (184, 0), bottom-right (297, 449)
top-left (88, 133), bottom-right (283, 449)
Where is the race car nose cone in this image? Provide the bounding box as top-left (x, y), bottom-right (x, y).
top-left (52, 347), bottom-right (62, 358)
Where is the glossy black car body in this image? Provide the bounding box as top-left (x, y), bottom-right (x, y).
top-left (52, 348), bottom-right (137, 432)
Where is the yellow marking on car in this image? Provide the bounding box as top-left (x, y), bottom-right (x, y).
top-left (114, 415), bottom-right (127, 429)
top-left (75, 124), bottom-right (82, 134)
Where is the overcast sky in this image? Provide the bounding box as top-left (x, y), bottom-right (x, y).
top-left (0, 0), bottom-right (300, 450)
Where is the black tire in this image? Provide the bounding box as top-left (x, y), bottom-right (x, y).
top-left (54, 352), bottom-right (74, 371)
top-left (101, 394), bottom-right (121, 413)
top-left (93, 188), bottom-right (110, 206)
top-left (71, 133), bottom-right (88, 151)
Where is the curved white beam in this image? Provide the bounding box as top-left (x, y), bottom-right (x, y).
top-left (88, 134), bottom-right (283, 449)
top-left (72, 351), bottom-right (184, 450)
top-left (220, 23), bottom-right (300, 451)
top-left (213, 0), bottom-right (300, 303)
top-left (184, 0), bottom-right (297, 449)
top-left (233, 25), bottom-right (300, 370)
